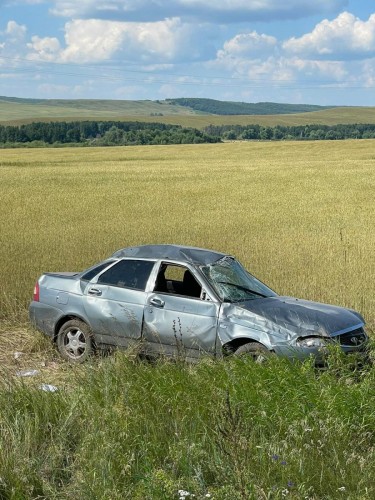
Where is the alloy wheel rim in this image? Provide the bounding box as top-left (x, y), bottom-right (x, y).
top-left (64, 328), bottom-right (86, 358)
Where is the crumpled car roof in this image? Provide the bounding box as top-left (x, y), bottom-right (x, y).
top-left (111, 244), bottom-right (228, 265)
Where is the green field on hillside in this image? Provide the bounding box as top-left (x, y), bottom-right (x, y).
top-left (166, 97), bottom-right (332, 115)
top-left (125, 107), bottom-right (375, 129)
top-left (0, 96), bottom-right (374, 128)
top-left (0, 96), bottom-right (331, 120)
top-left (0, 98), bottom-right (196, 123)
top-left (1, 140), bottom-right (375, 499)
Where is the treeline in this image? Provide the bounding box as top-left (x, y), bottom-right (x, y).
top-left (0, 121), bottom-right (221, 147)
top-left (167, 98), bottom-right (331, 115)
top-left (203, 123), bottom-right (375, 140)
top-left (1, 120), bottom-right (374, 148)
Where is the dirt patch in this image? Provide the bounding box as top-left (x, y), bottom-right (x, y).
top-left (0, 326), bottom-right (67, 385)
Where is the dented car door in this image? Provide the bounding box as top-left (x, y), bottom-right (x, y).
top-left (142, 262), bottom-right (220, 358)
top-left (82, 259), bottom-right (155, 347)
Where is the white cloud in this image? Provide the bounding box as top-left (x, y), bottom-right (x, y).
top-left (27, 35), bottom-right (61, 61)
top-left (1, 3), bottom-right (374, 104)
top-left (217, 31), bottom-right (277, 59)
top-left (207, 11), bottom-right (375, 101)
top-left (0, 20), bottom-right (27, 64)
top-left (5, 0), bottom-right (46, 4)
top-left (361, 58), bottom-right (375, 88)
top-left (60, 19), bottom-right (127, 62)
top-left (212, 27), bottom-right (351, 93)
top-left (179, 0), bottom-right (342, 14)
top-left (284, 12), bottom-right (375, 59)
top-left (282, 56), bottom-right (348, 81)
top-left (48, 0), bottom-right (346, 22)
top-left (5, 20), bottom-right (27, 40)
top-left (56, 18), bottom-right (197, 63)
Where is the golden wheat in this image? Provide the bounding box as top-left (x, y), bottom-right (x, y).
top-left (1, 140), bottom-right (374, 329)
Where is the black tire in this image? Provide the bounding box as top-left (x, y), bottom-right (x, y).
top-left (57, 319), bottom-right (94, 363)
top-left (234, 342), bottom-right (271, 363)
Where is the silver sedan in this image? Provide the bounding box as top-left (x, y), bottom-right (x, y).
top-left (29, 244), bottom-right (368, 363)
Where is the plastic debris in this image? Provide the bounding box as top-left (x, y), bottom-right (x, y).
top-left (39, 384), bottom-right (58, 393)
top-left (14, 351), bottom-right (24, 360)
top-left (16, 369), bottom-right (40, 377)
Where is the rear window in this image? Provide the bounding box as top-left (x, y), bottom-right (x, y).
top-left (97, 259), bottom-right (154, 291)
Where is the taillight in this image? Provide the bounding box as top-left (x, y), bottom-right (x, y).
top-left (33, 282), bottom-right (40, 302)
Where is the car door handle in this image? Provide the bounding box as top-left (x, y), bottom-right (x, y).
top-left (149, 297), bottom-right (165, 308)
top-left (88, 288), bottom-right (102, 296)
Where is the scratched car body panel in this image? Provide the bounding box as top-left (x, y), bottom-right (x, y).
top-left (29, 244), bottom-right (368, 363)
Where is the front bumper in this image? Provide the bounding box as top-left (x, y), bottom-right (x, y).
top-left (273, 329), bottom-right (369, 364)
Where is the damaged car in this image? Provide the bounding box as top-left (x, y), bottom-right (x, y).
top-left (29, 244), bottom-right (368, 363)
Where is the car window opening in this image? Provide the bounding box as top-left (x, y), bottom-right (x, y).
top-left (154, 264), bottom-right (202, 299)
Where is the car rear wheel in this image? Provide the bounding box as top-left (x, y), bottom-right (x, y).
top-left (234, 342), bottom-right (271, 363)
top-left (57, 319), bottom-right (94, 363)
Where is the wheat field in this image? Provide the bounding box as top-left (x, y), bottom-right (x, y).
top-left (2, 140), bottom-right (375, 499)
top-left (1, 140), bottom-right (375, 330)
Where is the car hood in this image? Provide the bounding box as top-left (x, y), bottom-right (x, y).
top-left (235, 296), bottom-right (364, 338)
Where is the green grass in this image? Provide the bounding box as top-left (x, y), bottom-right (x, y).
top-left (1, 140), bottom-right (375, 498)
top-left (1, 351), bottom-right (375, 499)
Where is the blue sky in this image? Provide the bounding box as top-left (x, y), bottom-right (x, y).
top-left (0, 0), bottom-right (374, 105)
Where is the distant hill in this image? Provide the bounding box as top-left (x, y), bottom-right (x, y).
top-left (0, 96), bottom-right (196, 122)
top-left (0, 95), bottom-right (333, 122)
top-left (0, 96), bottom-right (373, 128)
top-left (166, 98), bottom-right (334, 115)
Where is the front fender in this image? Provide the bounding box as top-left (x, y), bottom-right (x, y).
top-left (217, 310), bottom-right (295, 352)
top-left (218, 302), bottom-right (293, 348)
top-left (217, 321), bottom-right (275, 350)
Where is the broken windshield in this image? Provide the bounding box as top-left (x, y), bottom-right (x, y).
top-left (201, 256), bottom-right (277, 302)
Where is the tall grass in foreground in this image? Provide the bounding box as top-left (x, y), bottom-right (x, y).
top-left (1, 352), bottom-right (375, 499)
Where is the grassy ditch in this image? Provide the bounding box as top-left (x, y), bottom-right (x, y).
top-left (1, 347), bottom-right (375, 499)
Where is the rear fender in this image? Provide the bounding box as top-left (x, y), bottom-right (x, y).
top-left (53, 314), bottom-right (92, 342)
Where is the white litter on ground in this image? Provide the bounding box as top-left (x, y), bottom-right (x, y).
top-left (16, 369), bottom-right (40, 377)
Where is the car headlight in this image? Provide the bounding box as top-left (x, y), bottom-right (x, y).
top-left (297, 337), bottom-right (329, 348)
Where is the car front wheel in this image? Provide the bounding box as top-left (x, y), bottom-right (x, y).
top-left (234, 342), bottom-right (271, 363)
top-left (57, 319), bottom-right (94, 363)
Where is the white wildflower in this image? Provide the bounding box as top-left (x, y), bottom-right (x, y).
top-left (178, 490), bottom-right (191, 499)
